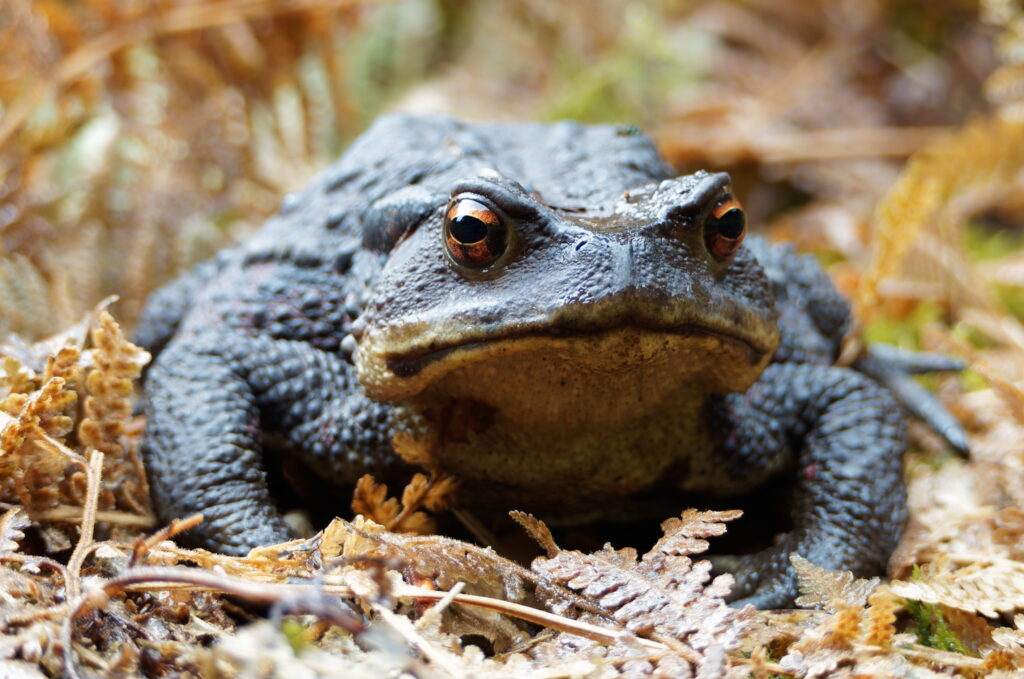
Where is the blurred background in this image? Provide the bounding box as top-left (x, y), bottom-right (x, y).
top-left (1, 0), bottom-right (1022, 369)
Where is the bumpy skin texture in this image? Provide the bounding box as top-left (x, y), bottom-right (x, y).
top-left (138, 114), bottom-right (908, 609)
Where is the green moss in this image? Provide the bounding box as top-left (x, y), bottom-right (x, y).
top-left (963, 222), bottom-right (1024, 262)
top-left (281, 619), bottom-right (309, 654)
top-left (862, 301), bottom-right (946, 350)
top-left (962, 223), bottom-right (1024, 319)
top-left (904, 597), bottom-right (972, 655)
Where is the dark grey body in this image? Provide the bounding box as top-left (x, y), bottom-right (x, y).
top-left (138, 115), bottom-right (912, 608)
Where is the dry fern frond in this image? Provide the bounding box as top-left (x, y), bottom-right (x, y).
top-left (991, 614), bottom-right (1024, 661)
top-left (351, 474), bottom-right (402, 528)
top-left (0, 357), bottom-right (35, 398)
top-left (0, 373), bottom-right (81, 521)
top-left (824, 601), bottom-right (861, 649)
top-left (864, 590), bottom-right (897, 649)
top-left (791, 553), bottom-right (880, 612)
top-left (653, 508), bottom-right (741, 556)
top-left (509, 510), bottom-right (560, 558)
top-left (532, 509), bottom-right (751, 652)
top-left (0, 0), bottom-right (397, 334)
top-left (402, 471), bottom-right (457, 515)
top-left (78, 311), bottom-right (148, 457)
top-left (858, 115), bottom-right (1024, 319)
top-left (350, 472), bottom-right (454, 535)
top-left (0, 508), bottom-right (30, 556)
top-left (983, 0), bottom-right (1024, 116)
top-left (780, 596), bottom-right (987, 678)
top-left (0, 2), bottom-right (1017, 677)
top-left (78, 310), bottom-right (150, 515)
top-left (983, 647), bottom-right (1018, 672)
top-left (858, 0), bottom-right (1024, 323)
top-left (42, 346), bottom-right (81, 384)
top-left (0, 307), bottom-right (151, 534)
top-left (0, 256), bottom-right (58, 339)
top-left (890, 560), bottom-right (1024, 618)
top-left (0, 376), bottom-right (77, 454)
top-left (390, 430), bottom-right (444, 471)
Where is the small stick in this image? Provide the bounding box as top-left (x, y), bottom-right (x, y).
top-left (65, 451), bottom-right (104, 600)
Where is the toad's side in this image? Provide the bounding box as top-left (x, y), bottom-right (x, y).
top-left (138, 114), bottom-right (910, 608)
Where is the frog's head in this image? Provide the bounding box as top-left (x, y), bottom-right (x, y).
top-left (355, 170), bottom-right (779, 423)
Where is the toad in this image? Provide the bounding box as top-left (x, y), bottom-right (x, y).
top-left (136, 114), bottom-right (963, 608)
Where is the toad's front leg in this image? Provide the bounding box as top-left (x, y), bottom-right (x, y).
top-left (142, 332), bottom-right (397, 554)
top-left (141, 334), bottom-right (293, 553)
top-left (708, 363), bottom-right (907, 609)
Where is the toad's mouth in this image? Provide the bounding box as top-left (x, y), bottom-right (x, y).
top-left (356, 319), bottom-right (777, 402)
top-left (387, 322), bottom-right (765, 377)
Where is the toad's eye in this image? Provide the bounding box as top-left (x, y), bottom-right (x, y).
top-left (443, 198), bottom-right (508, 268)
top-left (705, 197), bottom-right (746, 258)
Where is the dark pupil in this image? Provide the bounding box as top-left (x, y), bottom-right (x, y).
top-left (715, 209), bottom-right (745, 239)
top-left (451, 215), bottom-right (488, 244)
